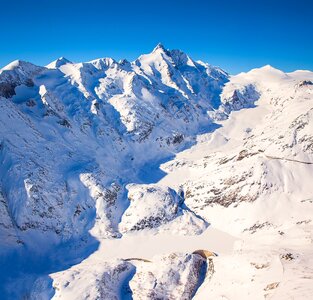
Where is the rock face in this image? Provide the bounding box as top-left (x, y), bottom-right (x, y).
top-left (0, 189), bottom-right (19, 250)
top-left (130, 253), bottom-right (207, 300)
top-left (0, 60), bottom-right (43, 98)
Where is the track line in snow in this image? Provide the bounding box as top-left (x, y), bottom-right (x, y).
top-left (265, 155), bottom-right (313, 165)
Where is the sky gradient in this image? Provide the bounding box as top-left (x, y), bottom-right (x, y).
top-left (0, 0), bottom-right (312, 74)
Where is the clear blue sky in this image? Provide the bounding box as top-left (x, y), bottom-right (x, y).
top-left (0, 0), bottom-right (312, 74)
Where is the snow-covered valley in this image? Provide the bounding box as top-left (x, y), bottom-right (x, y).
top-left (1, 45), bottom-right (313, 299)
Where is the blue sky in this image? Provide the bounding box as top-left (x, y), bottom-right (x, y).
top-left (0, 0), bottom-right (312, 74)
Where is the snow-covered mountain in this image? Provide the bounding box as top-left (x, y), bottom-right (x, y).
top-left (0, 45), bottom-right (313, 299)
top-left (0, 44), bottom-right (227, 243)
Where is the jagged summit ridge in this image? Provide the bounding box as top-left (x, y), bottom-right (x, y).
top-left (152, 42), bottom-right (167, 52)
top-left (46, 56), bottom-right (72, 69)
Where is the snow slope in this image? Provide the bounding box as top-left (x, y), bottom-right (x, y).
top-left (0, 46), bottom-right (313, 299)
top-left (160, 66), bottom-right (313, 299)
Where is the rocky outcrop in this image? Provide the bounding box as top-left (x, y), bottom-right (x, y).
top-left (130, 253), bottom-right (207, 300)
top-left (52, 260), bottom-right (135, 300)
top-left (119, 184), bottom-right (207, 234)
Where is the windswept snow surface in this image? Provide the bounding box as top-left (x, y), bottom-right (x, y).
top-left (1, 46), bottom-right (313, 299)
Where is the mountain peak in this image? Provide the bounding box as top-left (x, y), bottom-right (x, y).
top-left (151, 45), bottom-right (193, 68)
top-left (248, 64), bottom-right (288, 80)
top-left (0, 60), bottom-right (44, 79)
top-left (46, 57), bottom-right (72, 69)
top-left (260, 64), bottom-right (276, 70)
top-left (1, 60), bottom-right (34, 72)
top-left (152, 43), bottom-right (167, 53)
